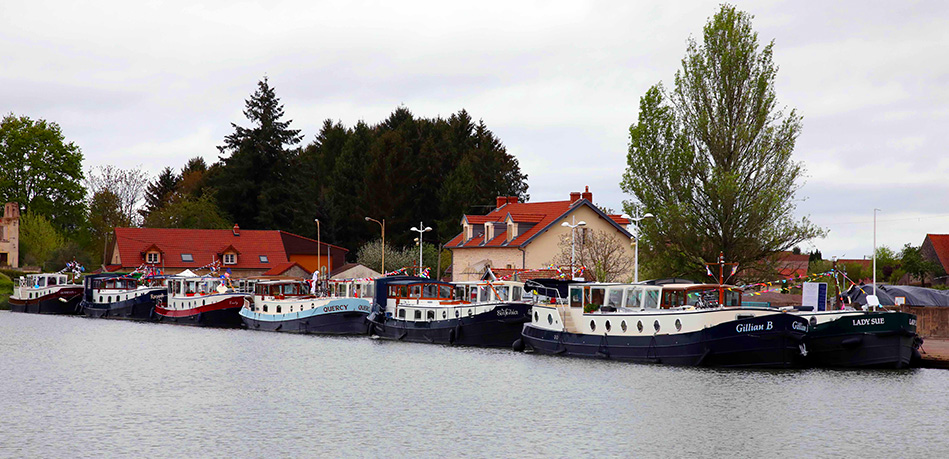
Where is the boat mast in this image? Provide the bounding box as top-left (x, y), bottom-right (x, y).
top-left (705, 252), bottom-right (737, 305)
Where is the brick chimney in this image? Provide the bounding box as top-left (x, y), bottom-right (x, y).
top-left (581, 185), bottom-right (593, 202)
top-left (496, 196), bottom-right (507, 209)
top-left (232, 224), bottom-right (240, 236)
top-left (506, 196), bottom-right (519, 205)
top-left (569, 192), bottom-right (581, 203)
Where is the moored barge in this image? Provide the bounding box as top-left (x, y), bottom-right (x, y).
top-left (796, 308), bottom-right (920, 368)
top-left (80, 273), bottom-right (167, 320)
top-left (155, 276), bottom-right (248, 327)
top-left (9, 273), bottom-right (84, 315)
top-left (240, 278), bottom-right (372, 334)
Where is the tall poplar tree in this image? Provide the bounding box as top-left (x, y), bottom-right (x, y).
top-left (213, 78), bottom-right (303, 229)
top-left (621, 5), bottom-right (823, 279)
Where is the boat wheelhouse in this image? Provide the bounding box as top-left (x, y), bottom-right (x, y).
top-left (366, 275), bottom-right (532, 347)
top-left (9, 273), bottom-right (84, 315)
top-left (520, 282), bottom-right (809, 367)
top-left (795, 307), bottom-right (920, 368)
top-left (240, 278), bottom-right (372, 334)
top-left (79, 273), bottom-right (167, 320)
top-left (155, 276), bottom-right (249, 327)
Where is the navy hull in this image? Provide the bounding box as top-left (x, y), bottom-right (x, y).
top-left (803, 311), bottom-right (919, 368)
top-left (369, 303), bottom-right (531, 348)
top-left (241, 311), bottom-right (368, 335)
top-left (9, 288), bottom-right (84, 315)
top-left (522, 313), bottom-right (808, 368)
top-left (81, 291), bottom-right (166, 321)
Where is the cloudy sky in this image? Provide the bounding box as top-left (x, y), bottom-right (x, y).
top-left (4, 1), bottom-right (948, 259)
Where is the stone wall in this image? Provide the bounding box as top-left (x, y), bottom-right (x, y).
top-left (899, 305), bottom-right (949, 339)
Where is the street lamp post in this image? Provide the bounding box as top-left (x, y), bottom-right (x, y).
top-left (314, 218), bottom-right (321, 283)
top-left (410, 222), bottom-right (432, 276)
top-left (622, 210), bottom-right (654, 283)
top-left (560, 216), bottom-right (586, 280)
top-left (365, 217), bottom-right (386, 274)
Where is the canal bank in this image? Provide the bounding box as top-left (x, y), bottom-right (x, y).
top-left (920, 338), bottom-right (949, 369)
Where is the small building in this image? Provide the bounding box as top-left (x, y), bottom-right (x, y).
top-left (106, 225), bottom-right (347, 278)
top-left (445, 187), bottom-right (633, 282)
top-left (0, 203), bottom-right (19, 268)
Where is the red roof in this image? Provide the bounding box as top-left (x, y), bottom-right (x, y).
top-left (263, 261), bottom-right (309, 276)
top-left (776, 252), bottom-right (810, 278)
top-left (447, 198), bottom-right (631, 249)
top-left (113, 227), bottom-right (288, 270)
top-left (925, 234), bottom-right (949, 273)
top-left (490, 268), bottom-right (559, 281)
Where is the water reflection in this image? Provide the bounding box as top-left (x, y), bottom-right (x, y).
top-left (1, 311), bottom-right (947, 457)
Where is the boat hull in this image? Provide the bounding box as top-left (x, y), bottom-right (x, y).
top-left (155, 296), bottom-right (245, 328)
top-left (81, 290), bottom-right (166, 321)
top-left (802, 311), bottom-right (919, 368)
top-left (369, 303), bottom-right (531, 348)
top-left (240, 300), bottom-right (370, 335)
top-left (9, 287), bottom-right (84, 315)
top-left (522, 313), bottom-right (808, 368)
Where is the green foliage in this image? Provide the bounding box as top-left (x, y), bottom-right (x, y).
top-left (19, 212), bottom-right (65, 268)
top-left (143, 193), bottom-right (231, 229)
top-left (87, 189), bottom-right (131, 265)
top-left (840, 262), bottom-right (869, 283)
top-left (299, 107), bottom-right (528, 257)
top-left (621, 5), bottom-right (823, 279)
top-left (0, 272), bottom-right (12, 295)
top-left (212, 77), bottom-right (303, 231)
top-left (900, 243), bottom-right (944, 286)
top-left (874, 245), bottom-right (899, 282)
top-left (140, 166), bottom-right (180, 220)
top-left (0, 113), bottom-right (86, 232)
top-left (355, 239), bottom-right (418, 274)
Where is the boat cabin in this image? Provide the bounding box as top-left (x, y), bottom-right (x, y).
top-left (568, 283), bottom-right (742, 311)
top-left (167, 277), bottom-right (229, 297)
top-left (19, 273), bottom-right (71, 289)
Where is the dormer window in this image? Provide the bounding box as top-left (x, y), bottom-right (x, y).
top-left (146, 252), bottom-right (160, 264)
top-left (223, 253), bottom-right (237, 265)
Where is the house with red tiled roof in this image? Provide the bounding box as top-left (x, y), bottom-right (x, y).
top-left (445, 187), bottom-right (633, 282)
top-left (921, 234), bottom-right (949, 285)
top-left (775, 251), bottom-right (810, 278)
top-left (106, 225), bottom-right (347, 278)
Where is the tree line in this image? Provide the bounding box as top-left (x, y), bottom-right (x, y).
top-left (0, 78), bottom-right (528, 270)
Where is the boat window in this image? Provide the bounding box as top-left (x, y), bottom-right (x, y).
top-left (49, 277), bottom-right (58, 286)
top-left (643, 290), bottom-right (660, 309)
top-left (398, 309), bottom-right (406, 318)
top-left (496, 286), bottom-right (510, 301)
top-left (590, 320), bottom-right (596, 332)
top-left (478, 285), bottom-right (489, 303)
top-left (38, 277), bottom-right (46, 287)
top-left (423, 284), bottom-right (437, 298)
top-left (414, 310), bottom-right (421, 320)
top-left (625, 287), bottom-right (641, 308)
top-left (454, 286), bottom-right (466, 301)
top-left (605, 320), bottom-right (612, 332)
top-left (590, 287), bottom-right (606, 306)
top-left (263, 305), bottom-right (268, 312)
top-left (621, 320), bottom-right (628, 332)
top-left (439, 285), bottom-right (452, 299)
top-left (569, 287), bottom-right (583, 307)
top-left (276, 305), bottom-right (282, 313)
top-left (442, 311), bottom-right (447, 319)
top-left (400, 286), bottom-right (408, 298)
top-left (512, 287), bottom-right (522, 301)
top-left (411, 285), bottom-right (421, 298)
top-left (607, 289), bottom-right (623, 308)
top-left (427, 310), bottom-right (435, 320)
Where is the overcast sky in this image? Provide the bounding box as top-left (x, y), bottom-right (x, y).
top-left (4, 1), bottom-right (948, 259)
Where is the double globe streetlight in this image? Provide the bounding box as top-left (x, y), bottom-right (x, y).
top-left (561, 218), bottom-right (586, 280)
top-left (410, 222), bottom-right (432, 276)
top-left (621, 211), bottom-right (654, 283)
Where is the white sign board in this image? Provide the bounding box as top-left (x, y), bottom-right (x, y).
top-left (802, 282), bottom-right (827, 311)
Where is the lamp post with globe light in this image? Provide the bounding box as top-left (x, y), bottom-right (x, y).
top-left (560, 217), bottom-right (586, 280)
top-left (410, 222), bottom-right (432, 276)
top-left (621, 211), bottom-right (654, 283)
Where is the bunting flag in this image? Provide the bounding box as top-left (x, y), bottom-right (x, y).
top-left (741, 270), bottom-right (837, 295)
top-left (706, 266), bottom-right (713, 278)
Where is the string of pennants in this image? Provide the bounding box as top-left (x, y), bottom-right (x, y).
top-left (57, 261), bottom-right (85, 276)
top-left (742, 270), bottom-right (837, 296)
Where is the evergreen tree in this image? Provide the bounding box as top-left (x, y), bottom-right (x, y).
top-left (140, 166), bottom-right (179, 220)
top-left (213, 78), bottom-right (302, 229)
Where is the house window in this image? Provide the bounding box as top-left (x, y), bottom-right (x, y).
top-left (259, 255), bottom-right (269, 263)
top-left (146, 252), bottom-right (160, 264)
top-left (181, 253), bottom-right (194, 262)
top-left (223, 253), bottom-right (236, 265)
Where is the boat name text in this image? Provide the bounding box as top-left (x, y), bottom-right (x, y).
top-left (852, 317), bottom-right (885, 326)
top-left (736, 321), bottom-right (773, 333)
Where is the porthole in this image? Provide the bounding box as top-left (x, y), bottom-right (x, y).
top-left (107, 296), bottom-right (111, 303)
top-left (654, 320), bottom-right (660, 332)
top-left (276, 305), bottom-right (282, 313)
top-left (414, 310), bottom-right (422, 320)
top-left (547, 313), bottom-right (553, 325)
top-left (442, 311), bottom-right (447, 319)
top-left (809, 316), bottom-right (817, 326)
top-left (637, 321), bottom-right (644, 332)
top-left (621, 321), bottom-right (628, 332)
top-left (398, 309), bottom-right (406, 318)
top-left (468, 309), bottom-right (473, 317)
top-left (534, 311), bottom-right (539, 322)
top-left (675, 319), bottom-right (682, 331)
top-left (605, 320), bottom-right (612, 332)
top-left (263, 305), bottom-right (268, 312)
top-left (455, 310), bottom-right (460, 318)
top-left (427, 310), bottom-right (435, 320)
top-left (590, 320), bottom-right (596, 332)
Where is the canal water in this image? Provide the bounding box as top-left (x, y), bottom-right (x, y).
top-left (2, 311), bottom-right (948, 458)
